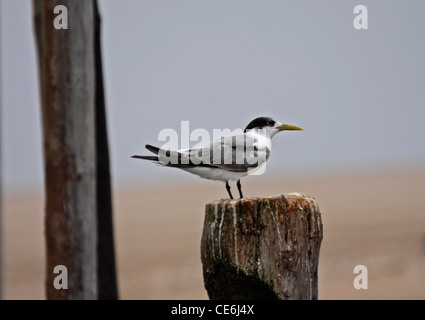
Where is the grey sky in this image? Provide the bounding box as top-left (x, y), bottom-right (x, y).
top-left (2, 0), bottom-right (425, 192)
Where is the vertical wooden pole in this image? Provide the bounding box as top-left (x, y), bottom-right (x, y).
top-left (201, 194), bottom-right (323, 300)
top-left (0, 1), bottom-right (3, 300)
top-left (34, 0), bottom-right (97, 300)
top-left (94, 1), bottom-right (118, 300)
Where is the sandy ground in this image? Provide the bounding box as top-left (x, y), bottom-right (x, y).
top-left (3, 167), bottom-right (425, 299)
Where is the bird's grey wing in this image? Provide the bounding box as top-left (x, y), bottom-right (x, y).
top-left (134, 144), bottom-right (217, 168)
top-left (188, 134), bottom-right (269, 172)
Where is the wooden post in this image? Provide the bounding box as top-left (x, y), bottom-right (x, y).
top-left (94, 1), bottom-right (118, 300)
top-left (201, 194), bottom-right (323, 300)
top-left (0, 2), bottom-right (2, 299)
top-left (34, 0), bottom-right (97, 299)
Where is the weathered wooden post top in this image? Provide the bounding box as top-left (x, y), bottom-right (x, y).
top-left (201, 193), bottom-right (323, 300)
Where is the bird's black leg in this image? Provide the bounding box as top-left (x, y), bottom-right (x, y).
top-left (237, 179), bottom-right (243, 199)
top-left (226, 181), bottom-right (233, 199)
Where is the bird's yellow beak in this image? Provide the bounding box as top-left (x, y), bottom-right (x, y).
top-left (276, 124), bottom-right (303, 131)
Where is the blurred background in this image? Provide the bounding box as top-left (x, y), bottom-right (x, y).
top-left (1, 0), bottom-right (425, 299)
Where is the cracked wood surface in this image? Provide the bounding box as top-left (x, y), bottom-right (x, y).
top-left (201, 194), bottom-right (323, 300)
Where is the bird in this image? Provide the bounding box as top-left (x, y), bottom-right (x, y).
top-left (132, 117), bottom-right (302, 199)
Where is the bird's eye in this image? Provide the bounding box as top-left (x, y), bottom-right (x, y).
top-left (268, 120), bottom-right (275, 126)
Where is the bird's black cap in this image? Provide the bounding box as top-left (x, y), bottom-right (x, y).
top-left (244, 117), bottom-right (276, 132)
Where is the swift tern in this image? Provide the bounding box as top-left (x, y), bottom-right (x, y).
top-left (132, 117), bottom-right (302, 199)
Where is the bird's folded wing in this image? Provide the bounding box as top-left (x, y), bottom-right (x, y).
top-left (188, 134), bottom-right (269, 172)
